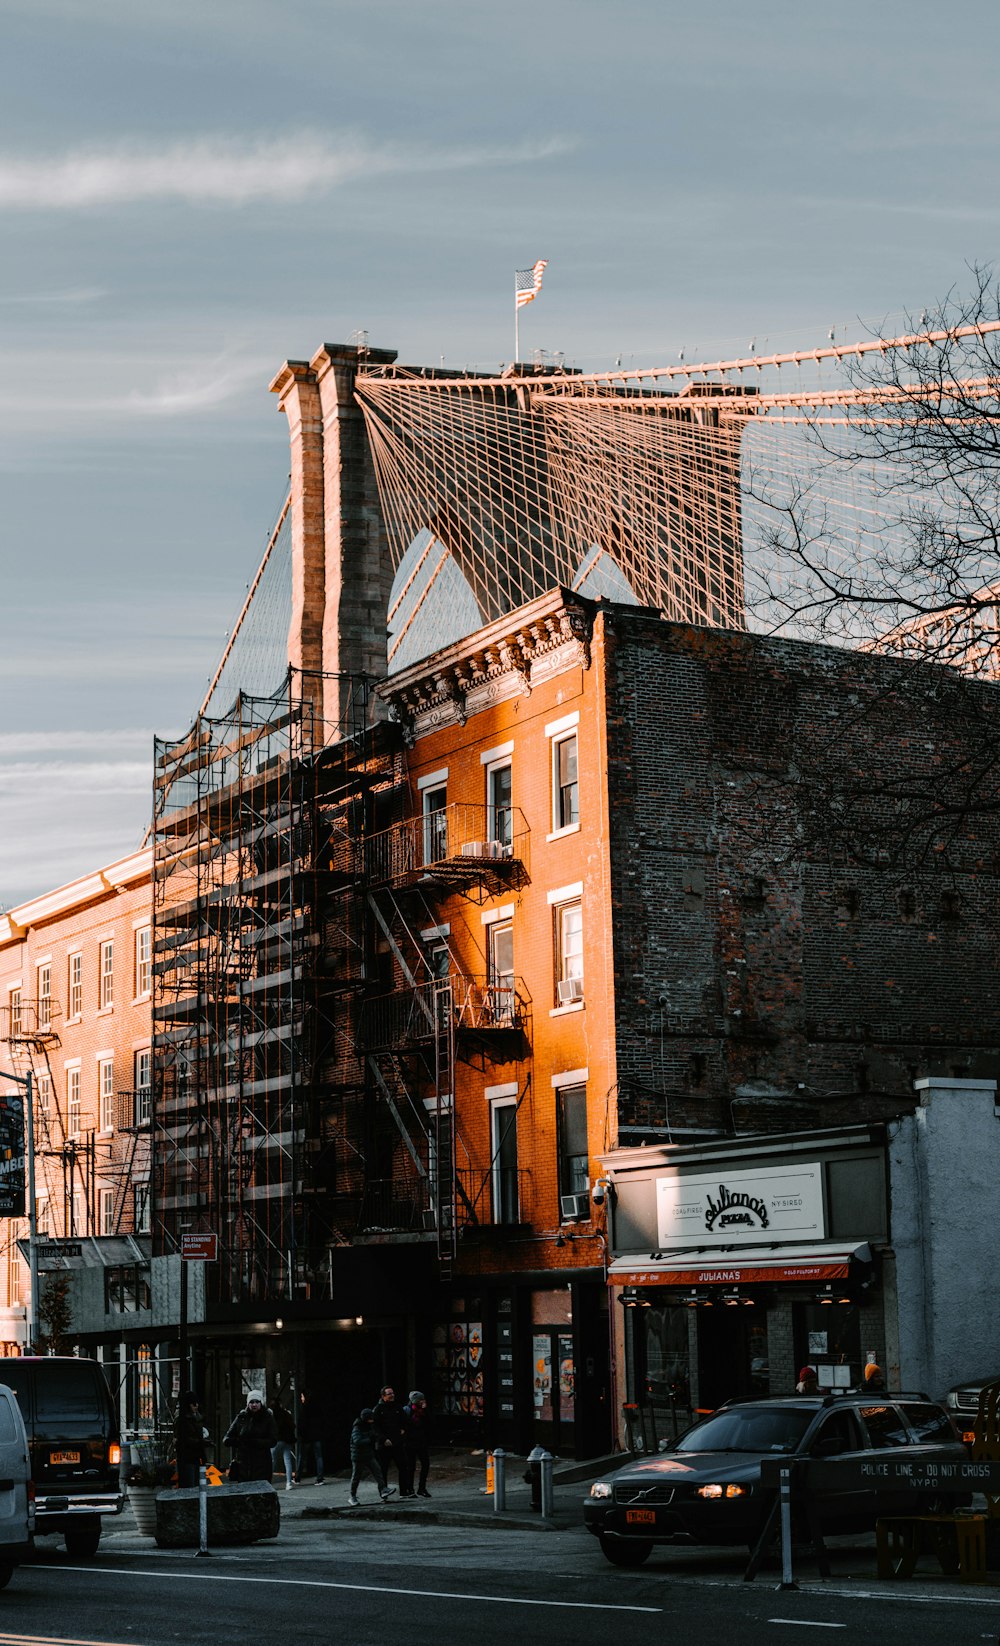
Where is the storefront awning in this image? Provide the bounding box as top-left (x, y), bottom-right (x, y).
top-left (609, 1241), bottom-right (872, 1288)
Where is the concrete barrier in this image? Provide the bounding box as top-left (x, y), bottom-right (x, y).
top-left (154, 1481), bottom-right (280, 1548)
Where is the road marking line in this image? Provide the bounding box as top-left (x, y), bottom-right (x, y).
top-left (0, 1636), bottom-right (137, 1646)
top-left (55, 1565), bottom-right (661, 1613)
top-left (768, 1624), bottom-right (846, 1631)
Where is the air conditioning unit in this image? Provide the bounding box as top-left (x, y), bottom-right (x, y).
top-left (560, 1191), bottom-right (590, 1223)
top-left (557, 976), bottom-right (585, 1005)
top-left (460, 841), bottom-right (488, 858)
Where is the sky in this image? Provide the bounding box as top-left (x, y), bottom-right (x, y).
top-left (4, 0), bottom-right (1000, 906)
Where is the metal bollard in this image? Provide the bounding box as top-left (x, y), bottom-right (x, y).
top-left (540, 1450), bottom-right (554, 1520)
top-left (196, 1464), bottom-right (211, 1558)
top-left (493, 1447), bottom-right (506, 1513)
top-left (527, 1444), bottom-right (545, 1511)
top-left (777, 1464), bottom-right (796, 1590)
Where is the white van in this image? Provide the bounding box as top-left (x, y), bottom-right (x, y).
top-left (0, 1382), bottom-right (34, 1588)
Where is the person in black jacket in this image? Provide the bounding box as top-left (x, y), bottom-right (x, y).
top-left (224, 1392), bottom-right (278, 1482)
top-left (295, 1388), bottom-right (325, 1484)
top-left (372, 1384), bottom-right (412, 1496)
top-left (403, 1390), bottom-right (431, 1498)
top-left (348, 1408), bottom-right (394, 1505)
top-left (174, 1390), bottom-right (207, 1489)
top-left (271, 1397), bottom-right (296, 1490)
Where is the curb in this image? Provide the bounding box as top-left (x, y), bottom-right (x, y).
top-left (297, 1504), bottom-right (568, 1532)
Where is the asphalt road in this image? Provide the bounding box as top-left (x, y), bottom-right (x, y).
top-left (1, 1524), bottom-right (997, 1646)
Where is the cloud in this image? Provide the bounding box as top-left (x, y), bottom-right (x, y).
top-left (0, 729), bottom-right (154, 756)
top-left (0, 130), bottom-right (577, 211)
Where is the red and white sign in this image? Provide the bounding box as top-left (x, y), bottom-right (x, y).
top-left (613, 1257), bottom-right (853, 1288)
top-left (181, 1233), bottom-right (218, 1262)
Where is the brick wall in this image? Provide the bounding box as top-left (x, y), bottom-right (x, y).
top-left (600, 610), bottom-right (1000, 1138)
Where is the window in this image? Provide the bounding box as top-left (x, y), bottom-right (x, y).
top-left (8, 1248), bottom-right (21, 1308)
top-left (552, 732), bottom-right (579, 831)
top-left (486, 760), bottom-right (513, 852)
top-left (135, 927), bottom-right (151, 997)
top-left (37, 964), bottom-right (51, 1031)
top-left (99, 940), bottom-right (114, 1010)
top-left (811, 1410), bottom-right (863, 1455)
top-left (899, 1403), bottom-right (957, 1445)
top-left (422, 784), bottom-right (448, 865)
top-left (491, 1099), bottom-right (519, 1225)
top-left (860, 1404), bottom-right (911, 1448)
top-left (36, 1072), bottom-right (51, 1118)
top-left (67, 953), bottom-right (82, 1019)
top-left (133, 1182), bottom-right (151, 1235)
top-left (99, 1059), bottom-right (115, 1131)
top-left (99, 1187), bottom-right (115, 1237)
top-left (134, 1049), bottom-right (151, 1127)
top-left (36, 1196), bottom-right (49, 1235)
top-left (554, 899), bottom-right (584, 1006)
top-left (8, 991), bottom-right (20, 1039)
top-left (487, 919), bottom-right (515, 1023)
top-left (66, 1067), bottom-right (81, 1136)
top-left (557, 1082), bottom-right (589, 1202)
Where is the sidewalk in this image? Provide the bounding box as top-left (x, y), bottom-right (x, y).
top-left (288, 1447), bottom-right (592, 1531)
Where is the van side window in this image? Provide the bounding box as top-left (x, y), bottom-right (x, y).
top-left (0, 1399), bottom-right (17, 1442)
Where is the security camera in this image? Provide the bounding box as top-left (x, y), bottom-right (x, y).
top-left (592, 1179), bottom-right (610, 1206)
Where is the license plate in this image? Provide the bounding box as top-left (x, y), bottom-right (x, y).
top-left (50, 1451), bottom-right (80, 1466)
top-left (626, 1507), bottom-right (656, 1526)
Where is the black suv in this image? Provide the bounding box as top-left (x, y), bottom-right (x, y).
top-left (2, 1357), bottom-right (123, 1556)
top-left (585, 1393), bottom-right (964, 1567)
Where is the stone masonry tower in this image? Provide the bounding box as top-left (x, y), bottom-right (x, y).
top-left (269, 343), bottom-right (397, 739)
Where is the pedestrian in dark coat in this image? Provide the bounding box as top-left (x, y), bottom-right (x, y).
top-left (174, 1390), bottom-right (207, 1489)
top-left (348, 1408), bottom-right (394, 1505)
top-left (372, 1384), bottom-right (412, 1495)
top-left (224, 1391), bottom-right (278, 1483)
top-left (403, 1390), bottom-right (431, 1498)
top-left (295, 1389), bottom-right (325, 1484)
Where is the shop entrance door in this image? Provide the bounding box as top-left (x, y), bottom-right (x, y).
top-left (696, 1306), bottom-right (769, 1413)
top-left (531, 1327), bottom-right (575, 1455)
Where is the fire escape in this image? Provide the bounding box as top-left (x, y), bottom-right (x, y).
top-left (0, 996), bottom-right (98, 1242)
top-left (354, 801), bottom-right (532, 1272)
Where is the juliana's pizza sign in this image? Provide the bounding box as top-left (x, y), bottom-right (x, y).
top-left (656, 1163), bottom-right (824, 1248)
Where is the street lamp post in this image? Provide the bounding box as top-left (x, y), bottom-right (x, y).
top-left (0, 1069), bottom-right (38, 1353)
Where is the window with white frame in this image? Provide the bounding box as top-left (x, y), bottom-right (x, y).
top-left (554, 899), bottom-right (584, 1006)
top-left (133, 1182), bottom-right (151, 1234)
top-left (99, 1059), bottom-right (115, 1132)
top-left (99, 940), bottom-right (114, 1010)
top-left (8, 990), bottom-right (20, 1039)
top-left (552, 731), bottom-right (579, 831)
top-left (422, 782), bottom-right (448, 865)
top-left (37, 964), bottom-right (51, 1031)
top-left (99, 1187), bottom-right (115, 1237)
top-left (487, 919), bottom-right (515, 1023)
top-left (486, 759), bottom-right (513, 852)
top-left (36, 1196), bottom-right (49, 1235)
top-left (134, 1049), bottom-right (151, 1127)
top-left (67, 953), bottom-right (82, 1020)
top-left (557, 1081), bottom-right (589, 1205)
top-left (135, 927), bottom-right (151, 998)
top-left (66, 1066), bottom-right (81, 1136)
top-left (37, 1072), bottom-right (51, 1117)
top-left (8, 1248), bottom-right (21, 1307)
top-left (490, 1098), bottom-right (519, 1225)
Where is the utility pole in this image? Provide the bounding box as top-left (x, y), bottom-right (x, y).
top-left (0, 1069), bottom-right (38, 1352)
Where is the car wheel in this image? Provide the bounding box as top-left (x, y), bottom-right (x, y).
top-left (64, 1523), bottom-right (101, 1558)
top-left (599, 1535), bottom-right (652, 1568)
top-left (0, 1562), bottom-right (14, 1590)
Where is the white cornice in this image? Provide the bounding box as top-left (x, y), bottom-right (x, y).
top-left (2, 847), bottom-right (153, 943)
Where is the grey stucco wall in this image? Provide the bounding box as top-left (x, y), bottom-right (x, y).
top-left (888, 1078), bottom-right (999, 1399)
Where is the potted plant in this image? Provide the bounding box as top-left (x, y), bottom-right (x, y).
top-left (125, 1435), bottom-right (173, 1537)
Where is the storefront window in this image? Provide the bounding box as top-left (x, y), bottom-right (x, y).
top-left (793, 1302), bottom-right (861, 1391)
top-left (432, 1306), bottom-right (484, 1417)
top-left (639, 1303), bottom-right (690, 1409)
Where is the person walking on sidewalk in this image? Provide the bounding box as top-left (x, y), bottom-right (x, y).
top-left (224, 1391), bottom-right (278, 1483)
top-left (349, 1407), bottom-right (395, 1506)
top-left (174, 1390), bottom-right (208, 1489)
top-left (403, 1390), bottom-right (431, 1498)
top-left (295, 1388), bottom-right (325, 1484)
top-left (373, 1385), bottom-right (412, 1496)
top-left (271, 1397), bottom-right (296, 1491)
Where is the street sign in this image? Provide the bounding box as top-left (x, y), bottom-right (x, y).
top-left (0, 1095), bottom-right (25, 1217)
top-left (180, 1233), bottom-right (218, 1262)
top-left (761, 1452), bottom-right (1000, 1492)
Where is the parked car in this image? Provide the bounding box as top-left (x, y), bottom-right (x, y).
top-left (0, 1381), bottom-right (35, 1587)
top-left (944, 1373), bottom-right (1000, 1442)
top-left (0, 1357), bottom-right (123, 1557)
top-left (585, 1392), bottom-right (965, 1567)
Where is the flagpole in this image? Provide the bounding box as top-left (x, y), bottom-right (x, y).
top-left (514, 277), bottom-right (519, 364)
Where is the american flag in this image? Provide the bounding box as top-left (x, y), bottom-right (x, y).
top-left (515, 260), bottom-right (548, 308)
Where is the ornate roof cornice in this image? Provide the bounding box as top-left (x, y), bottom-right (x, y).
top-left (377, 588), bottom-right (593, 743)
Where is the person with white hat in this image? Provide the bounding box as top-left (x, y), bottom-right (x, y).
top-left (223, 1391), bottom-right (278, 1483)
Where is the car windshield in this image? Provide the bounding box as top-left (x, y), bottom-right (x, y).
top-left (676, 1406), bottom-right (813, 1454)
